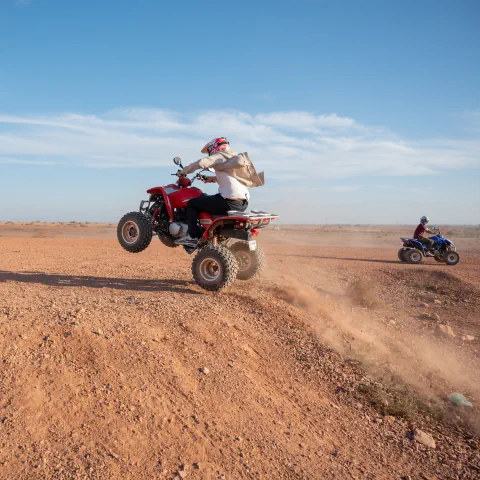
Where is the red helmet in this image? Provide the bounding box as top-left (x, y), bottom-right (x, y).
top-left (201, 137), bottom-right (230, 156)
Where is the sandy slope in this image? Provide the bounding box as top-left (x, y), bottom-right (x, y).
top-left (0, 224), bottom-right (479, 479)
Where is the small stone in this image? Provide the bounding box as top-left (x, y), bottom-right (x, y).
top-left (433, 299), bottom-right (442, 305)
top-left (355, 403), bottom-right (363, 409)
top-left (413, 429), bottom-right (436, 449)
top-left (64, 331), bottom-right (72, 337)
top-left (384, 415), bottom-right (396, 425)
top-left (177, 467), bottom-right (187, 478)
top-left (108, 451), bottom-right (120, 461)
top-left (199, 367), bottom-right (210, 375)
top-left (461, 335), bottom-right (475, 342)
top-left (432, 313), bottom-right (441, 322)
top-left (418, 313), bottom-right (432, 320)
top-left (436, 324), bottom-right (455, 338)
top-left (419, 302), bottom-right (429, 308)
top-left (93, 328), bottom-right (104, 336)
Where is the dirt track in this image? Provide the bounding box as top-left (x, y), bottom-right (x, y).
top-left (0, 223), bottom-right (479, 479)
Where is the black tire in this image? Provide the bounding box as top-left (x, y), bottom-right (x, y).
top-left (444, 251), bottom-right (460, 266)
top-left (407, 248), bottom-right (423, 264)
top-left (230, 242), bottom-right (266, 280)
top-left (192, 245), bottom-right (238, 291)
top-left (398, 248), bottom-right (408, 262)
top-left (158, 233), bottom-right (179, 248)
top-left (117, 212), bottom-right (153, 253)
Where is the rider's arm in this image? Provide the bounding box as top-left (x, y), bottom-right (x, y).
top-left (180, 153), bottom-right (226, 175)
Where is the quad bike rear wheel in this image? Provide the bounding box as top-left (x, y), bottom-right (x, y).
top-left (117, 212), bottom-right (153, 253)
top-left (445, 251), bottom-right (460, 266)
top-left (230, 242), bottom-right (266, 280)
top-left (398, 248), bottom-right (408, 262)
top-left (407, 249), bottom-right (423, 264)
top-left (192, 245), bottom-right (238, 291)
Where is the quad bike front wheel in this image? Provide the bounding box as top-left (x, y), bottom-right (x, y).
top-left (407, 249), bottom-right (423, 264)
top-left (398, 248), bottom-right (408, 262)
top-left (117, 212), bottom-right (153, 253)
top-left (230, 242), bottom-right (266, 280)
top-left (445, 251), bottom-right (460, 266)
top-left (192, 245), bottom-right (239, 291)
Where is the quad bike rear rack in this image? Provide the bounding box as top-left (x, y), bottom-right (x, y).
top-left (225, 210), bottom-right (279, 228)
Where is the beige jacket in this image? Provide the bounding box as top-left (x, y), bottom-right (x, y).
top-left (180, 151), bottom-right (265, 188)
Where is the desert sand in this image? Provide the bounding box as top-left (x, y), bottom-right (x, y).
top-left (0, 222), bottom-right (479, 479)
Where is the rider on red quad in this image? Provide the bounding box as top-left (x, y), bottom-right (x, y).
top-left (175, 137), bottom-right (252, 247)
top-left (414, 216), bottom-right (435, 251)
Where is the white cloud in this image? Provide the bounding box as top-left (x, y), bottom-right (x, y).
top-left (328, 185), bottom-right (362, 192)
top-left (0, 108), bottom-right (479, 180)
top-left (328, 185), bottom-right (362, 193)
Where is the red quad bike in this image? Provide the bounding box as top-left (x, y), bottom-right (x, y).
top-left (117, 157), bottom-right (279, 291)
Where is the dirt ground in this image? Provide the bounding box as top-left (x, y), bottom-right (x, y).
top-left (0, 222), bottom-right (479, 479)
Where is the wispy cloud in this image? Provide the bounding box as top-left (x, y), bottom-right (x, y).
top-left (14, 0), bottom-right (31, 6)
top-left (328, 185), bottom-right (362, 192)
top-left (0, 108), bottom-right (479, 179)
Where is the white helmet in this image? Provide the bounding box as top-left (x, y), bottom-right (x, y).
top-left (420, 216), bottom-right (429, 224)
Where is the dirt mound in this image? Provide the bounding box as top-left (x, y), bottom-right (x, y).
top-left (0, 230), bottom-right (479, 479)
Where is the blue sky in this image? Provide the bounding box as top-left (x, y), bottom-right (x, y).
top-left (1, 0), bottom-right (479, 224)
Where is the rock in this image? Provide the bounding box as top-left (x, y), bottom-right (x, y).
top-left (199, 367), bottom-right (210, 375)
top-left (461, 335), bottom-right (475, 342)
top-left (448, 393), bottom-right (472, 407)
top-left (419, 302), bottom-right (429, 308)
top-left (413, 429), bottom-right (436, 449)
top-left (433, 299), bottom-right (442, 305)
top-left (384, 415), bottom-right (396, 425)
top-left (93, 328), bottom-right (104, 336)
top-left (107, 451), bottom-right (120, 461)
top-left (432, 313), bottom-right (441, 322)
top-left (418, 313), bottom-right (432, 320)
top-left (436, 324), bottom-right (455, 338)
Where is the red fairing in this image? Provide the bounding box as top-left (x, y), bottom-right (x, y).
top-left (168, 186), bottom-right (203, 209)
top-left (146, 183), bottom-right (203, 221)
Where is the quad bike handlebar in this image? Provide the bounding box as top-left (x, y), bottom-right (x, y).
top-left (173, 168), bottom-right (211, 185)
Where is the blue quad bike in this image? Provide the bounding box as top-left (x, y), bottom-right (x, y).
top-left (398, 227), bottom-right (460, 266)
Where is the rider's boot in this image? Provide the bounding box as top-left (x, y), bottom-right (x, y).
top-left (174, 235), bottom-right (198, 247)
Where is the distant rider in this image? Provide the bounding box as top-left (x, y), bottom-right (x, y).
top-left (174, 137), bottom-right (250, 247)
top-left (413, 216), bottom-right (435, 250)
